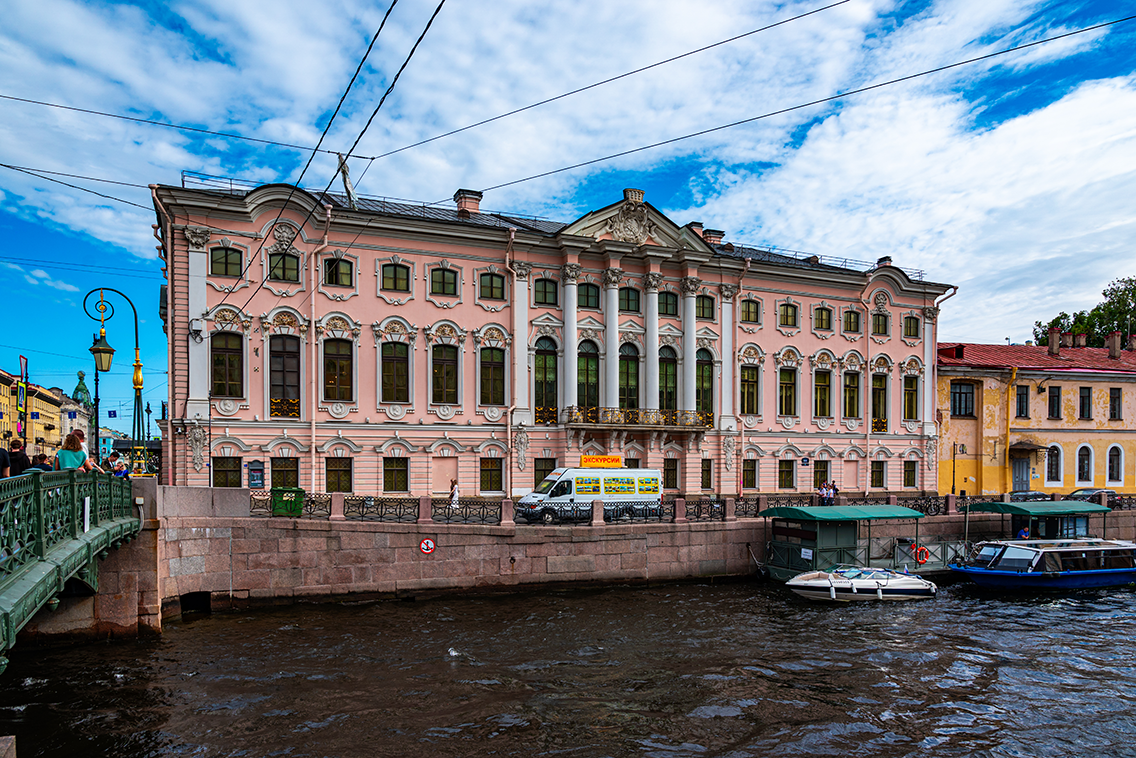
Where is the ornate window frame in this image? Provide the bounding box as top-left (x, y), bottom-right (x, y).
top-left (738, 343), bottom-right (765, 425)
top-left (316, 312), bottom-right (362, 419)
top-left (425, 320), bottom-right (467, 419)
top-left (259, 306), bottom-right (309, 422)
top-left (775, 296), bottom-right (801, 337)
top-left (318, 248), bottom-right (360, 302)
top-left (1045, 444), bottom-right (1063, 486)
top-left (1076, 444), bottom-right (1095, 485)
top-left (376, 254), bottom-right (416, 306)
top-left (841, 351), bottom-right (865, 430)
top-left (773, 347), bottom-right (802, 428)
top-left (577, 276), bottom-right (602, 313)
top-left (900, 357), bottom-right (924, 429)
top-left (424, 259), bottom-right (463, 309)
top-left (811, 301), bottom-right (835, 340)
top-left (810, 350), bottom-right (837, 429)
top-left (1108, 444), bottom-right (1124, 485)
top-left (695, 290), bottom-right (717, 323)
top-left (869, 289), bottom-right (893, 345)
top-left (372, 316), bottom-right (418, 419)
top-left (206, 305), bottom-right (252, 416)
top-left (840, 305), bottom-right (864, 342)
top-left (658, 284), bottom-right (681, 319)
top-left (206, 237), bottom-right (252, 294)
top-left (901, 310), bottom-right (923, 347)
top-left (474, 324), bottom-right (512, 419)
top-left (262, 222), bottom-right (304, 297)
top-left (532, 273), bottom-right (560, 308)
top-left (474, 264), bottom-right (509, 312)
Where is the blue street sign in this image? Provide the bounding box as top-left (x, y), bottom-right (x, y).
top-left (108, 410), bottom-right (117, 418)
top-left (31, 412), bottom-right (39, 420)
top-left (68, 411), bottom-right (78, 419)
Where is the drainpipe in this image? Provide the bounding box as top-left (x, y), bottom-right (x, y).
top-left (503, 228), bottom-right (518, 499)
top-left (735, 258), bottom-right (751, 494)
top-left (1005, 367), bottom-right (1018, 494)
top-left (150, 186), bottom-right (175, 486)
top-left (931, 286), bottom-right (958, 493)
top-left (859, 277), bottom-right (878, 496)
top-left (310, 204), bottom-right (332, 492)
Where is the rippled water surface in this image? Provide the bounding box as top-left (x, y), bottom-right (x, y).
top-left (3, 580), bottom-right (1136, 757)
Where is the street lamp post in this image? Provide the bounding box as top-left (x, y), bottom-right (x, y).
top-left (84, 288), bottom-right (145, 473)
top-left (145, 402), bottom-right (152, 441)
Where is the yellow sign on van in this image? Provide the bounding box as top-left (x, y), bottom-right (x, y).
top-left (638, 477), bottom-right (660, 494)
top-left (581, 455), bottom-right (621, 468)
top-left (577, 476), bottom-right (601, 495)
top-left (604, 477), bottom-right (636, 495)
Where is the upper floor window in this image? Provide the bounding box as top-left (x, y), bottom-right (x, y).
top-left (210, 247), bottom-right (241, 278)
top-left (903, 376), bottom-right (918, 420)
top-left (534, 278), bottom-right (557, 306)
top-left (324, 258), bottom-right (352, 287)
top-left (843, 373), bottom-right (860, 418)
top-left (480, 347), bottom-right (506, 405)
top-left (950, 381), bottom-right (974, 417)
top-left (323, 339), bottom-right (353, 402)
top-left (381, 263), bottom-right (409, 292)
top-left (1079, 387), bottom-right (1092, 419)
top-left (619, 287), bottom-right (640, 313)
top-left (268, 251), bottom-right (300, 283)
top-left (578, 283), bottom-right (600, 309)
top-left (381, 342), bottom-right (409, 403)
top-left (872, 313), bottom-right (888, 336)
top-left (1048, 386), bottom-right (1062, 419)
top-left (741, 299), bottom-right (760, 323)
top-left (778, 368), bottom-right (797, 416)
top-left (814, 370), bottom-right (831, 417)
top-left (432, 345), bottom-right (459, 404)
top-left (696, 295), bottom-right (715, 319)
top-left (1015, 385), bottom-right (1029, 418)
top-left (430, 268), bottom-right (457, 296)
top-left (211, 332), bottom-right (243, 398)
top-left (779, 303), bottom-right (798, 327)
top-left (843, 310), bottom-right (861, 333)
top-left (740, 365), bottom-right (760, 415)
top-left (659, 292), bottom-right (679, 316)
top-left (903, 315), bottom-right (920, 338)
top-left (1110, 387), bottom-right (1122, 420)
top-left (269, 335), bottom-right (301, 418)
top-left (480, 272), bottom-right (505, 300)
top-left (815, 307), bottom-right (832, 331)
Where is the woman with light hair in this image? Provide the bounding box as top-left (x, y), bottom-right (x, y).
top-left (54, 433), bottom-right (88, 471)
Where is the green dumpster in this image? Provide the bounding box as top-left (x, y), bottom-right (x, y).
top-left (270, 488), bottom-right (305, 517)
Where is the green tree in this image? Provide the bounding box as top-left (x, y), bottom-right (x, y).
top-left (1033, 277), bottom-right (1136, 347)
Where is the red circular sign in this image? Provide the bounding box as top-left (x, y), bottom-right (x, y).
top-left (419, 538), bottom-right (436, 554)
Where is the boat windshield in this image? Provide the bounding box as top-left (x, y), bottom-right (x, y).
top-left (992, 545), bottom-right (1037, 571)
top-left (533, 476), bottom-right (558, 494)
top-left (969, 545), bottom-right (1001, 567)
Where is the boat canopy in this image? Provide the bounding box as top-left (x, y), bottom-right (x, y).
top-left (958, 500), bottom-right (1110, 516)
top-left (757, 505), bottom-right (924, 521)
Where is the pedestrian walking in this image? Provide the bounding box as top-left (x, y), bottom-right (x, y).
top-left (0, 444), bottom-right (8, 478)
top-left (54, 433), bottom-right (88, 471)
top-left (9, 440), bottom-right (30, 477)
top-left (449, 478), bottom-right (459, 508)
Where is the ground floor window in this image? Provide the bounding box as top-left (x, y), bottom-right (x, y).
top-left (904, 460), bottom-right (917, 488)
top-left (778, 460), bottom-right (795, 489)
top-left (383, 457), bottom-right (409, 492)
top-left (534, 457), bottom-right (557, 487)
top-left (271, 457), bottom-right (298, 488)
top-left (326, 458), bottom-right (352, 493)
top-left (664, 459), bottom-right (679, 489)
top-left (624, 458), bottom-right (641, 469)
top-left (480, 457), bottom-right (503, 493)
top-left (742, 459), bottom-right (757, 489)
top-left (213, 456), bottom-right (241, 487)
top-left (812, 460), bottom-right (829, 489)
top-left (701, 459), bottom-right (713, 490)
top-left (870, 461), bottom-right (885, 488)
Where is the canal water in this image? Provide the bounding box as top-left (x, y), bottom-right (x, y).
top-left (2, 580), bottom-right (1136, 757)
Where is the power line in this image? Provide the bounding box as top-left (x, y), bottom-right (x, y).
top-left (0, 255), bottom-right (163, 281)
top-left (0, 164), bottom-right (150, 188)
top-left (0, 163), bottom-right (150, 210)
top-left (477, 14), bottom-right (1136, 195)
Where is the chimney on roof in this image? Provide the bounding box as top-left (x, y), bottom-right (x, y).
top-left (1060, 331), bottom-right (1073, 348)
top-left (453, 189), bottom-right (482, 216)
top-left (623, 188), bottom-right (645, 203)
top-left (1048, 327), bottom-right (1061, 356)
top-left (703, 229), bottom-right (725, 245)
top-left (1074, 333), bottom-right (1088, 348)
top-left (689, 222), bottom-right (704, 238)
top-left (876, 256), bottom-right (893, 267)
top-left (1107, 331), bottom-right (1122, 359)
top-left (1129, 334), bottom-right (1136, 352)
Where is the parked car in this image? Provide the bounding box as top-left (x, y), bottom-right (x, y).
top-left (1066, 488), bottom-right (1117, 503)
top-left (1009, 491), bottom-right (1051, 502)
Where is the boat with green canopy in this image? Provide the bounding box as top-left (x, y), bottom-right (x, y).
top-left (956, 500), bottom-right (1111, 543)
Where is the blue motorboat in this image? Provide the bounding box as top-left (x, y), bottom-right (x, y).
top-left (949, 538), bottom-right (1136, 590)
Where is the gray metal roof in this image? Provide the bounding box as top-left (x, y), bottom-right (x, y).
top-left (319, 193), bottom-right (567, 235)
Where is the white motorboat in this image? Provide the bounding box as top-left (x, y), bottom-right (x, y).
top-left (785, 565), bottom-right (937, 602)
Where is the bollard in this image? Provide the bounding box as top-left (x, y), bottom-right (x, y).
top-left (500, 499), bottom-right (515, 527)
top-left (329, 492), bottom-right (346, 521)
top-left (591, 499), bottom-right (605, 527)
top-left (888, 495), bottom-right (898, 507)
top-left (945, 494), bottom-right (957, 515)
top-left (417, 495), bottom-right (433, 525)
top-left (674, 497), bottom-right (687, 524)
top-left (725, 497), bottom-right (736, 522)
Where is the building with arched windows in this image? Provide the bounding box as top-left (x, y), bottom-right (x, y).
top-left (937, 334), bottom-right (1136, 496)
top-left (155, 184), bottom-right (953, 497)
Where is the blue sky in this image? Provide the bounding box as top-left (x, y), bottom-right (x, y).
top-left (1, 0), bottom-right (1135, 435)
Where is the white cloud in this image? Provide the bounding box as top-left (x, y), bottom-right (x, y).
top-left (3, 262), bottom-right (80, 291)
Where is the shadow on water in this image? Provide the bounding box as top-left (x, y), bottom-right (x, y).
top-left (3, 580), bottom-right (1136, 757)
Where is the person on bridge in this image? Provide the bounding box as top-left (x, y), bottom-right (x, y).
top-left (0, 444), bottom-right (8, 478)
top-left (9, 440), bottom-right (30, 477)
top-left (54, 433), bottom-right (88, 471)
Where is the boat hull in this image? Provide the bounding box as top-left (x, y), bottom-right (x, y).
top-left (787, 585), bottom-right (937, 602)
top-left (949, 564), bottom-right (1136, 590)
top-left (785, 569), bottom-right (937, 602)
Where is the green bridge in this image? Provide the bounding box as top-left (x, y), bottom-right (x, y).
top-left (0, 471), bottom-right (140, 674)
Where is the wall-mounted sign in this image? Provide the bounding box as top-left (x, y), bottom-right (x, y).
top-left (419, 538), bottom-right (436, 555)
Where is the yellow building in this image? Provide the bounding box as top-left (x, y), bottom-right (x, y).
top-left (937, 333), bottom-right (1136, 497)
top-left (26, 384), bottom-right (63, 457)
top-left (0, 370), bottom-right (14, 445)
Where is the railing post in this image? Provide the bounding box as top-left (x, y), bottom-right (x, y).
top-left (674, 497), bottom-right (688, 524)
top-left (946, 494), bottom-right (957, 515)
top-left (836, 495), bottom-right (848, 507)
top-left (330, 493), bottom-right (346, 521)
top-left (888, 495), bottom-right (898, 507)
top-left (1001, 492), bottom-right (1011, 503)
top-left (591, 499), bottom-right (605, 526)
top-left (90, 472), bottom-right (101, 528)
top-left (417, 495), bottom-right (433, 525)
top-left (758, 494), bottom-right (768, 515)
top-left (810, 493), bottom-right (818, 507)
top-left (725, 497), bottom-right (736, 522)
top-left (68, 470), bottom-right (80, 539)
top-left (32, 469), bottom-right (46, 560)
top-left (500, 499), bottom-right (514, 526)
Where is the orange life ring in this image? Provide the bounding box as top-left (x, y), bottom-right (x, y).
top-left (913, 545), bottom-right (930, 564)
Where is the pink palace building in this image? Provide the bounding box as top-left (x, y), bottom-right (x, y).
top-left (152, 184), bottom-right (955, 498)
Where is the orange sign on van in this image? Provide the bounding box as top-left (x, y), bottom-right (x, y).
top-left (580, 455), bottom-right (622, 468)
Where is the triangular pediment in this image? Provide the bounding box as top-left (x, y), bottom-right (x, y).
top-left (531, 312), bottom-right (564, 327)
top-left (577, 315), bottom-right (605, 330)
top-left (695, 326), bottom-right (719, 340)
top-left (560, 190), bottom-right (715, 253)
top-left (658, 323), bottom-right (683, 337)
top-left (619, 319), bottom-right (645, 333)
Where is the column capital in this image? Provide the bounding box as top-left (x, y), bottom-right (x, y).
top-left (720, 283), bottom-right (739, 301)
top-left (513, 261), bottom-right (533, 281)
top-left (602, 268), bottom-right (625, 289)
top-left (561, 263), bottom-right (582, 283)
top-left (680, 276), bottom-right (702, 296)
top-left (644, 272), bottom-right (664, 292)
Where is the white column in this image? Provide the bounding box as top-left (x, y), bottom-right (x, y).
top-left (644, 273), bottom-right (661, 410)
top-left (562, 264), bottom-right (580, 411)
top-left (681, 276), bottom-right (701, 412)
top-left (719, 284), bottom-right (737, 429)
top-left (185, 245), bottom-right (210, 420)
top-left (603, 268), bottom-right (623, 409)
top-left (512, 262), bottom-right (532, 425)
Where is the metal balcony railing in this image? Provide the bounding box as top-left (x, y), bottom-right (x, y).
top-left (534, 406), bottom-right (559, 424)
top-left (872, 418), bottom-right (887, 433)
top-left (563, 407), bottom-right (712, 428)
top-left (270, 398), bottom-right (301, 418)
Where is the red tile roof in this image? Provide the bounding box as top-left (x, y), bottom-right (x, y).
top-left (938, 343), bottom-right (1136, 373)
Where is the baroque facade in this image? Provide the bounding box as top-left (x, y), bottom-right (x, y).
top-left (154, 184), bottom-right (953, 496)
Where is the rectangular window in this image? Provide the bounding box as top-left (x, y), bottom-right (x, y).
top-left (779, 303), bottom-right (797, 327)
top-left (1016, 385), bottom-right (1029, 418)
top-left (843, 310), bottom-right (861, 333)
top-left (659, 292), bottom-right (678, 316)
top-left (1048, 386), bottom-right (1062, 419)
top-left (814, 370), bottom-right (831, 417)
top-left (323, 258), bottom-right (352, 287)
top-left (740, 366), bottom-right (760, 415)
top-left (778, 460), bottom-right (795, 489)
top-left (813, 460), bottom-right (829, 490)
top-left (271, 457), bottom-right (298, 489)
top-left (741, 300), bottom-right (759, 323)
top-left (696, 295), bottom-right (715, 319)
top-left (430, 268), bottom-right (457, 296)
top-left (578, 284), bottom-right (600, 309)
top-left (872, 375), bottom-right (887, 422)
top-left (742, 459), bottom-right (757, 489)
top-left (212, 456), bottom-right (241, 487)
top-left (480, 458), bottom-right (503, 493)
top-left (381, 342), bottom-right (409, 403)
top-left (903, 315), bottom-right (920, 338)
top-left (534, 278), bottom-right (557, 305)
top-left (624, 458), bottom-right (641, 470)
top-left (211, 333), bottom-right (243, 398)
top-left (534, 457), bottom-right (556, 487)
top-left (619, 288), bottom-right (640, 313)
top-left (383, 457), bottom-right (408, 492)
top-left (778, 368), bottom-right (797, 416)
top-left (269, 253), bottom-right (299, 282)
top-left (480, 273), bottom-right (505, 300)
top-left (323, 339), bottom-right (353, 402)
top-left (269, 335), bottom-right (301, 418)
top-left (381, 263), bottom-right (409, 292)
top-left (701, 459), bottom-right (712, 490)
top-left (950, 382), bottom-right (975, 417)
top-left (843, 373), bottom-right (860, 418)
top-left (210, 247), bottom-right (241, 277)
top-left (663, 459), bottom-right (678, 489)
top-left (815, 308), bottom-right (832, 331)
top-left (1110, 387), bottom-right (1122, 420)
top-left (904, 460), bottom-right (917, 488)
top-left (432, 345), bottom-right (459, 404)
top-left (872, 313), bottom-right (888, 336)
top-left (326, 458), bottom-right (352, 493)
top-left (870, 460), bottom-right (885, 488)
top-left (1079, 386), bottom-right (1092, 419)
top-left (903, 376), bottom-right (918, 421)
top-left (480, 348), bottom-right (506, 405)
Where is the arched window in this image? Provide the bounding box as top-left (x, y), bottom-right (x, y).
top-left (741, 299), bottom-right (760, 323)
top-left (578, 283), bottom-right (600, 309)
top-left (1077, 446), bottom-right (1093, 483)
top-left (1046, 445), bottom-right (1062, 483)
top-left (618, 343), bottom-right (639, 410)
top-left (659, 292), bottom-right (679, 316)
top-left (1108, 446), bottom-right (1123, 483)
top-left (381, 342), bottom-right (409, 403)
top-left (534, 278), bottom-right (557, 306)
top-left (618, 287), bottom-right (640, 313)
top-left (381, 263), bottom-right (409, 292)
top-left (695, 348), bottom-right (714, 419)
top-left (324, 258), bottom-right (352, 287)
top-left (323, 339), bottom-right (353, 401)
top-left (577, 341), bottom-right (600, 411)
top-left (696, 295), bottom-right (715, 319)
top-left (659, 346), bottom-right (677, 413)
top-left (480, 347), bottom-right (506, 405)
top-left (268, 251), bottom-right (300, 282)
top-left (432, 345), bottom-right (458, 404)
top-left (269, 335), bottom-right (301, 417)
top-left (534, 337), bottom-right (557, 423)
top-left (211, 332), bottom-right (243, 398)
top-left (210, 246), bottom-right (241, 277)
